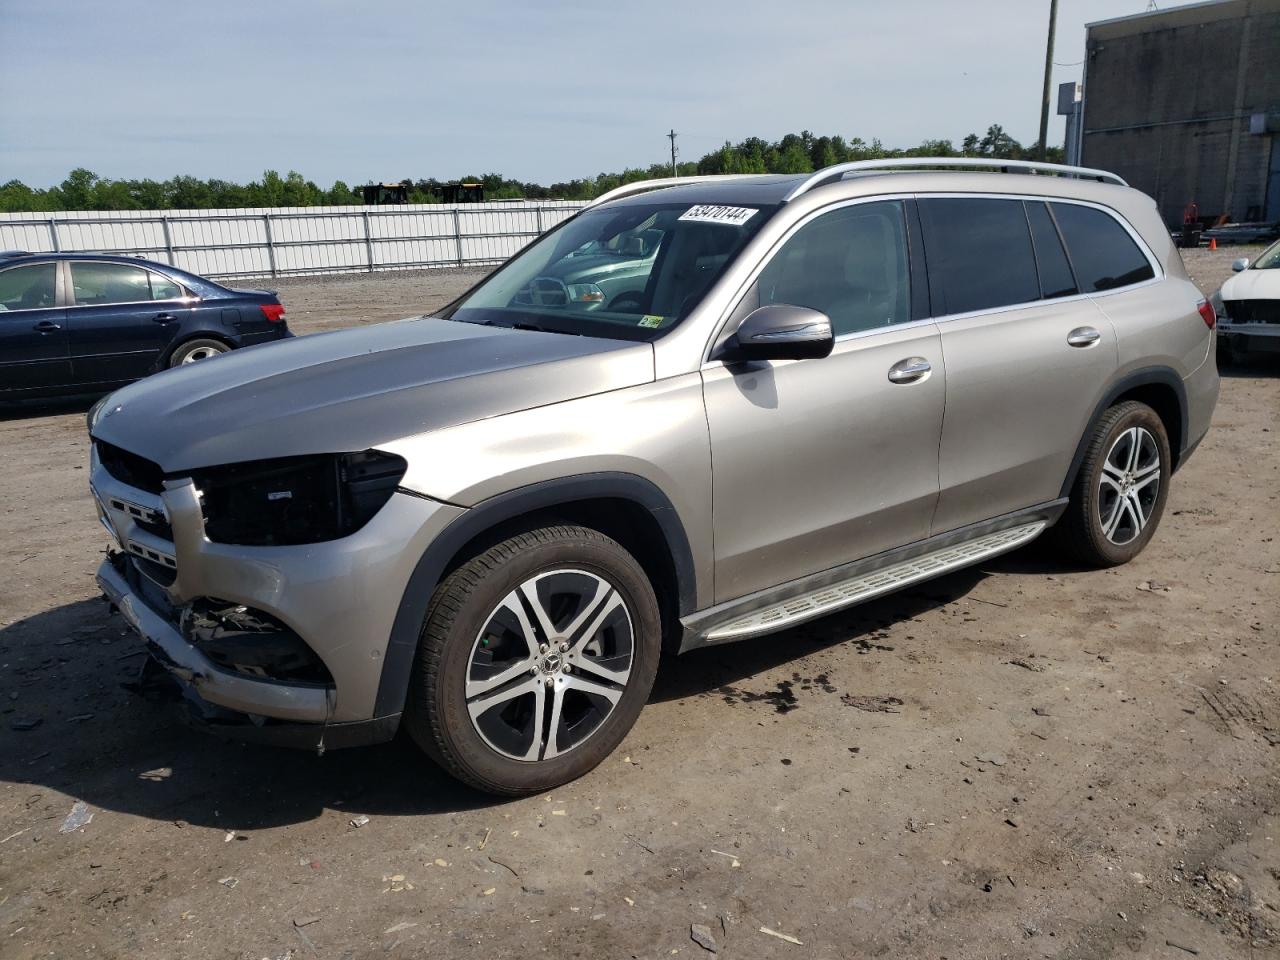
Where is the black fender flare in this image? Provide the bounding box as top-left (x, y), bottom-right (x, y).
top-left (1057, 366), bottom-right (1188, 500)
top-left (373, 472), bottom-right (697, 717)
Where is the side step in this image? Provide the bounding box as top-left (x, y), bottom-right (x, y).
top-left (703, 521), bottom-right (1047, 642)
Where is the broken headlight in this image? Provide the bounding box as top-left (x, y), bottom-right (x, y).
top-left (193, 450), bottom-right (407, 546)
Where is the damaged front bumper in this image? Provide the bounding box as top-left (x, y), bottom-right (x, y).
top-left (98, 557), bottom-right (335, 723)
top-left (90, 441), bottom-right (465, 749)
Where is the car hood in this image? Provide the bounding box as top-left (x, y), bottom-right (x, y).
top-left (1219, 268), bottom-right (1280, 301)
top-left (91, 317), bottom-right (655, 472)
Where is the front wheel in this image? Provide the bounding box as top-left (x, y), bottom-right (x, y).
top-left (403, 525), bottom-right (660, 796)
top-left (1059, 400), bottom-right (1171, 567)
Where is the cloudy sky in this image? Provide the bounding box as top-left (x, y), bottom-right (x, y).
top-left (1, 0), bottom-right (1204, 188)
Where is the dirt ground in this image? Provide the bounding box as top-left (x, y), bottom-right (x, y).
top-left (1, 249), bottom-right (1277, 960)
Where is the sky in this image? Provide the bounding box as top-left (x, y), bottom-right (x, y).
top-left (0, 0), bottom-right (1208, 189)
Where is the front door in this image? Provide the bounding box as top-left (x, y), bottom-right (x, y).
top-left (0, 260), bottom-right (71, 392)
top-left (66, 261), bottom-right (190, 385)
top-left (701, 199), bottom-right (945, 603)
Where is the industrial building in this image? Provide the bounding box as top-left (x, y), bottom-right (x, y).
top-left (1081, 0), bottom-right (1280, 229)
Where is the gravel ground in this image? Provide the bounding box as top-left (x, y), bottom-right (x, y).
top-left (0, 248), bottom-right (1276, 959)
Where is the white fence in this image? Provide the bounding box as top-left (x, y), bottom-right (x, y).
top-left (0, 201), bottom-right (589, 280)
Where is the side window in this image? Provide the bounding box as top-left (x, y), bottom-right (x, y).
top-left (148, 272), bottom-right (182, 300)
top-left (70, 262), bottom-right (152, 306)
top-left (754, 200), bottom-right (911, 336)
top-left (1025, 201), bottom-right (1078, 299)
top-left (0, 262), bottom-right (57, 311)
top-left (918, 198), bottom-right (1040, 315)
top-left (1050, 203), bottom-right (1155, 292)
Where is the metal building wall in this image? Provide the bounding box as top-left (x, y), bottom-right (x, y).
top-left (0, 201), bottom-right (588, 280)
top-left (1081, 0), bottom-right (1280, 226)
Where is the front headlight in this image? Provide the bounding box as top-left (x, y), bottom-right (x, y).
top-left (193, 450), bottom-right (407, 546)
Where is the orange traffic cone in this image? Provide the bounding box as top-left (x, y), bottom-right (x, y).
top-left (1209, 237), bottom-right (1218, 250)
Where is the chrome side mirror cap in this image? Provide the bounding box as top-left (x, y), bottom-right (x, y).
top-left (720, 304), bottom-right (834, 363)
top-left (1232, 257), bottom-right (1250, 272)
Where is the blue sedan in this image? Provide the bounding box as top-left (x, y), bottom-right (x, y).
top-left (0, 251), bottom-right (292, 398)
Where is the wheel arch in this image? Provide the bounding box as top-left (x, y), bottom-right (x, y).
top-left (1059, 366), bottom-right (1188, 500)
top-left (373, 472), bottom-right (696, 718)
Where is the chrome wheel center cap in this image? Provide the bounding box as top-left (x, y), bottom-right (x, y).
top-left (540, 653), bottom-right (564, 674)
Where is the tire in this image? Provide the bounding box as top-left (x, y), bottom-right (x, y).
top-left (1059, 400), bottom-right (1171, 567)
top-left (403, 524), bottom-right (661, 796)
top-left (169, 338), bottom-right (230, 367)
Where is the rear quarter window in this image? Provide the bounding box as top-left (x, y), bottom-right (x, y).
top-left (1050, 203), bottom-right (1155, 292)
top-left (918, 198), bottom-right (1040, 315)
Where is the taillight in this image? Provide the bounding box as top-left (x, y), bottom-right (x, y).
top-left (260, 303), bottom-right (285, 323)
top-left (1197, 299), bottom-right (1215, 329)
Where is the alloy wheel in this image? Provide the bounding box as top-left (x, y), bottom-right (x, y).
top-left (181, 345), bottom-right (223, 363)
top-left (1098, 426), bottom-right (1161, 545)
top-left (465, 569), bottom-right (634, 762)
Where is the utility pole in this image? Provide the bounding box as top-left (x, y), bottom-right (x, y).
top-left (1037, 0), bottom-right (1059, 161)
top-left (667, 129), bottom-right (678, 177)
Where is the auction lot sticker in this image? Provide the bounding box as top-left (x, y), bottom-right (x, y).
top-left (678, 204), bottom-right (759, 226)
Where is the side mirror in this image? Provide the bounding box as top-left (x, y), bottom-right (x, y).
top-left (720, 304), bottom-right (834, 363)
top-left (1231, 258), bottom-right (1250, 272)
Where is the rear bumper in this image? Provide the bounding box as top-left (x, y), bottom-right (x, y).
top-left (1218, 322), bottom-right (1280, 339)
top-left (1179, 342), bottom-right (1219, 471)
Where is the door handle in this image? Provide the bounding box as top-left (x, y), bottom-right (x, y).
top-left (1067, 326), bottom-right (1101, 347)
top-left (153, 313), bottom-right (177, 323)
top-left (887, 356), bottom-right (932, 384)
top-left (33, 320), bottom-right (62, 333)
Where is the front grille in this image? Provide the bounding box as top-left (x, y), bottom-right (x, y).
top-left (1223, 299), bottom-right (1280, 324)
top-left (97, 441), bottom-right (166, 494)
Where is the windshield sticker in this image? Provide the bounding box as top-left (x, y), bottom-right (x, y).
top-left (637, 314), bottom-right (665, 328)
top-left (678, 204), bottom-right (759, 227)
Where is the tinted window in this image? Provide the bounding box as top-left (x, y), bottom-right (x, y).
top-left (918, 198), bottom-right (1040, 314)
top-left (71, 262), bottom-right (153, 305)
top-left (1026, 201), bottom-right (1078, 299)
top-left (1050, 203), bottom-right (1155, 292)
top-left (0, 262), bottom-right (56, 311)
top-left (755, 200), bottom-right (910, 336)
top-left (149, 272), bottom-right (182, 300)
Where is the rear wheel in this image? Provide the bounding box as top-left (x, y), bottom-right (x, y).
top-left (169, 338), bottom-right (230, 367)
top-left (1059, 400), bottom-right (1171, 567)
top-left (404, 525), bottom-right (660, 796)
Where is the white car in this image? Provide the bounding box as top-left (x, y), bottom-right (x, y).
top-left (1214, 239), bottom-right (1280, 362)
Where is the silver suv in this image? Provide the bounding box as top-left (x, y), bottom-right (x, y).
top-left (88, 159), bottom-right (1219, 795)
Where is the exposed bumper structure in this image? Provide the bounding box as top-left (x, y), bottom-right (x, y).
top-left (97, 557), bottom-right (335, 723)
top-left (90, 443), bottom-right (465, 739)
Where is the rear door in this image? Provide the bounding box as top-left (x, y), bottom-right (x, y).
top-left (66, 261), bottom-right (192, 385)
top-left (922, 196), bottom-right (1122, 534)
top-left (0, 260), bottom-right (72, 393)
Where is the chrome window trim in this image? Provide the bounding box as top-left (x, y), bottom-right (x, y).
top-left (700, 191), bottom-right (1163, 366)
top-left (0, 260), bottom-right (60, 313)
top-left (65, 258), bottom-right (197, 308)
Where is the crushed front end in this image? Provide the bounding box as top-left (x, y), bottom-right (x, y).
top-left (89, 436), bottom-right (462, 752)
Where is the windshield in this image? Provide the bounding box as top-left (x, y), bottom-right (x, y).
top-left (443, 201), bottom-right (777, 340)
top-left (1251, 238), bottom-right (1280, 269)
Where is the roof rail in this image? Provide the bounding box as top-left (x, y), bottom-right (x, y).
top-left (586, 174), bottom-right (775, 208)
top-left (783, 158), bottom-right (1128, 201)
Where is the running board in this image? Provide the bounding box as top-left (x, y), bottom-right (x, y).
top-left (701, 520), bottom-right (1047, 642)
